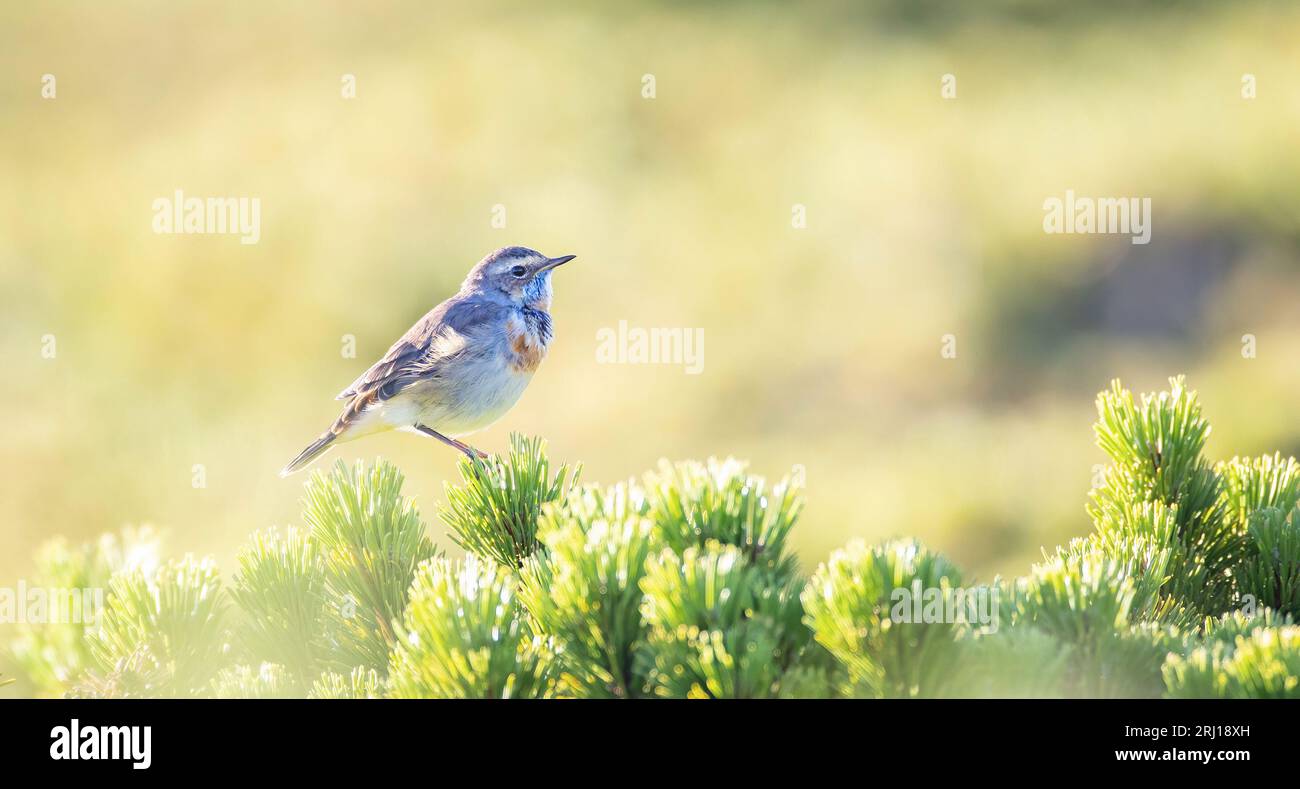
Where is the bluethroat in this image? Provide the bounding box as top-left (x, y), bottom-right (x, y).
top-left (281, 246), bottom-right (575, 475)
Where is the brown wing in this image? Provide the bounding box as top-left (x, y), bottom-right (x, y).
top-left (335, 300), bottom-right (451, 401)
top-left (334, 295), bottom-right (505, 404)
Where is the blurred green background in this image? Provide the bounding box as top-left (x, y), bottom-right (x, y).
top-left (2, 0), bottom-right (1299, 593)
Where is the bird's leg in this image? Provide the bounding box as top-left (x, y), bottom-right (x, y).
top-left (414, 424), bottom-right (489, 460)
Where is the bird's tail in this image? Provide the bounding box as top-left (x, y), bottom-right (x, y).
top-left (280, 433), bottom-right (338, 477)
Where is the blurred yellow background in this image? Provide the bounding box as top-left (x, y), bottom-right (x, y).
top-left (2, 0), bottom-right (1299, 589)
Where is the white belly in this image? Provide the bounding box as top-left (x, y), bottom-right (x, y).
top-left (377, 359), bottom-right (534, 438)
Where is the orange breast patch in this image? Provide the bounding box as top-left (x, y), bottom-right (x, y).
top-left (507, 317), bottom-right (547, 373)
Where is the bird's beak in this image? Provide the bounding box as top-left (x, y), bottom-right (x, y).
top-left (538, 254), bottom-right (576, 273)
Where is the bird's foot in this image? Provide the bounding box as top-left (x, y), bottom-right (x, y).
top-left (414, 424), bottom-right (491, 462)
top-left (459, 442), bottom-right (490, 461)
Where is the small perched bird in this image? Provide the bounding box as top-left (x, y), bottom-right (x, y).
top-left (281, 246), bottom-right (575, 476)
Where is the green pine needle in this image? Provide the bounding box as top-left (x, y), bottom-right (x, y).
top-left (644, 458), bottom-right (803, 580)
top-left (441, 433), bottom-right (580, 568)
top-left (86, 556), bottom-right (227, 697)
top-left (230, 526), bottom-right (330, 689)
top-left (301, 459), bottom-right (439, 672)
top-left (519, 484), bottom-right (658, 698)
top-left (11, 376), bottom-right (1300, 700)
top-left (802, 539), bottom-right (964, 698)
top-left (640, 541), bottom-right (807, 698)
top-left (1164, 626), bottom-right (1300, 699)
top-left (309, 666), bottom-right (385, 699)
top-left (388, 556), bottom-right (555, 699)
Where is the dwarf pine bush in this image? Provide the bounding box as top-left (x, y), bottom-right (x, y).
top-left (301, 459), bottom-right (438, 671)
top-left (211, 662), bottom-right (294, 699)
top-left (5, 377), bottom-right (1299, 699)
top-left (309, 666), bottom-right (384, 699)
top-left (640, 542), bottom-right (809, 698)
top-left (956, 627), bottom-right (1069, 699)
top-left (1088, 378), bottom-right (1240, 617)
top-left (441, 434), bottom-right (580, 568)
top-left (84, 557), bottom-right (227, 698)
top-left (388, 556), bottom-right (555, 699)
top-left (643, 458), bottom-right (803, 580)
top-left (519, 484), bottom-right (658, 698)
top-left (801, 539), bottom-right (965, 698)
top-left (230, 527), bottom-right (328, 692)
top-left (1236, 507), bottom-right (1300, 616)
top-left (7, 528), bottom-right (159, 697)
top-left (1164, 627), bottom-right (1300, 698)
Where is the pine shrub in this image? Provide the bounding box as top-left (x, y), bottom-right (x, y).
top-left (441, 434), bottom-right (579, 568)
top-left (640, 542), bottom-right (808, 698)
top-left (1164, 627), bottom-right (1300, 699)
top-left (7, 527), bottom-right (159, 697)
top-left (801, 539), bottom-right (964, 698)
top-left (301, 460), bottom-right (438, 671)
top-left (518, 484), bottom-right (658, 698)
top-left (309, 666), bottom-right (384, 699)
top-left (85, 556), bottom-right (227, 697)
top-left (643, 458), bottom-right (802, 580)
top-left (229, 527), bottom-right (329, 692)
top-left (6, 377), bottom-right (1300, 699)
top-left (1236, 507), bottom-right (1300, 617)
top-left (388, 556), bottom-right (555, 699)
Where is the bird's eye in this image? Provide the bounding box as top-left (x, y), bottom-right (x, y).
top-left (510, 265), bottom-right (528, 278)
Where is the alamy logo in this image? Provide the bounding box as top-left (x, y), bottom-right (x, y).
top-left (49, 719), bottom-right (151, 770)
top-left (0, 580), bottom-right (102, 627)
top-left (595, 320), bottom-right (705, 375)
top-left (152, 189), bottom-right (261, 244)
top-left (890, 580), bottom-right (1000, 632)
top-left (1042, 190), bottom-right (1151, 245)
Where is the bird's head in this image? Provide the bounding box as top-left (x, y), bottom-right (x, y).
top-left (463, 246), bottom-right (575, 310)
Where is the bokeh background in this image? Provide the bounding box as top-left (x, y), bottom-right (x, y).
top-left (2, 0), bottom-right (1299, 599)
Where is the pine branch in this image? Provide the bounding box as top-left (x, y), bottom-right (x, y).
top-left (230, 527), bottom-right (330, 691)
top-left (388, 556), bottom-right (555, 698)
top-left (644, 458), bottom-right (802, 580)
top-left (440, 433), bottom-right (580, 569)
top-left (640, 542), bottom-right (807, 698)
top-left (67, 644), bottom-right (169, 699)
top-left (1236, 507), bottom-right (1300, 617)
top-left (955, 627), bottom-right (1069, 698)
top-left (301, 459), bottom-right (438, 672)
top-left (1093, 377), bottom-right (1209, 498)
top-left (1089, 377), bottom-right (1240, 616)
top-left (85, 557), bottom-right (228, 697)
top-left (309, 667), bottom-right (384, 699)
top-left (1220, 453), bottom-right (1300, 527)
top-left (1008, 550), bottom-right (1179, 697)
top-left (9, 374), bottom-right (1300, 700)
top-left (6, 527), bottom-right (159, 697)
top-left (1061, 505), bottom-right (1183, 625)
top-left (1164, 626), bottom-right (1300, 699)
top-left (518, 484), bottom-right (658, 698)
top-left (1009, 551), bottom-right (1136, 646)
top-left (210, 663), bottom-right (294, 699)
top-left (1200, 606), bottom-right (1292, 645)
top-left (802, 539), bottom-right (964, 698)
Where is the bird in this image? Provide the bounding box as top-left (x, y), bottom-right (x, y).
top-left (280, 246), bottom-right (575, 476)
